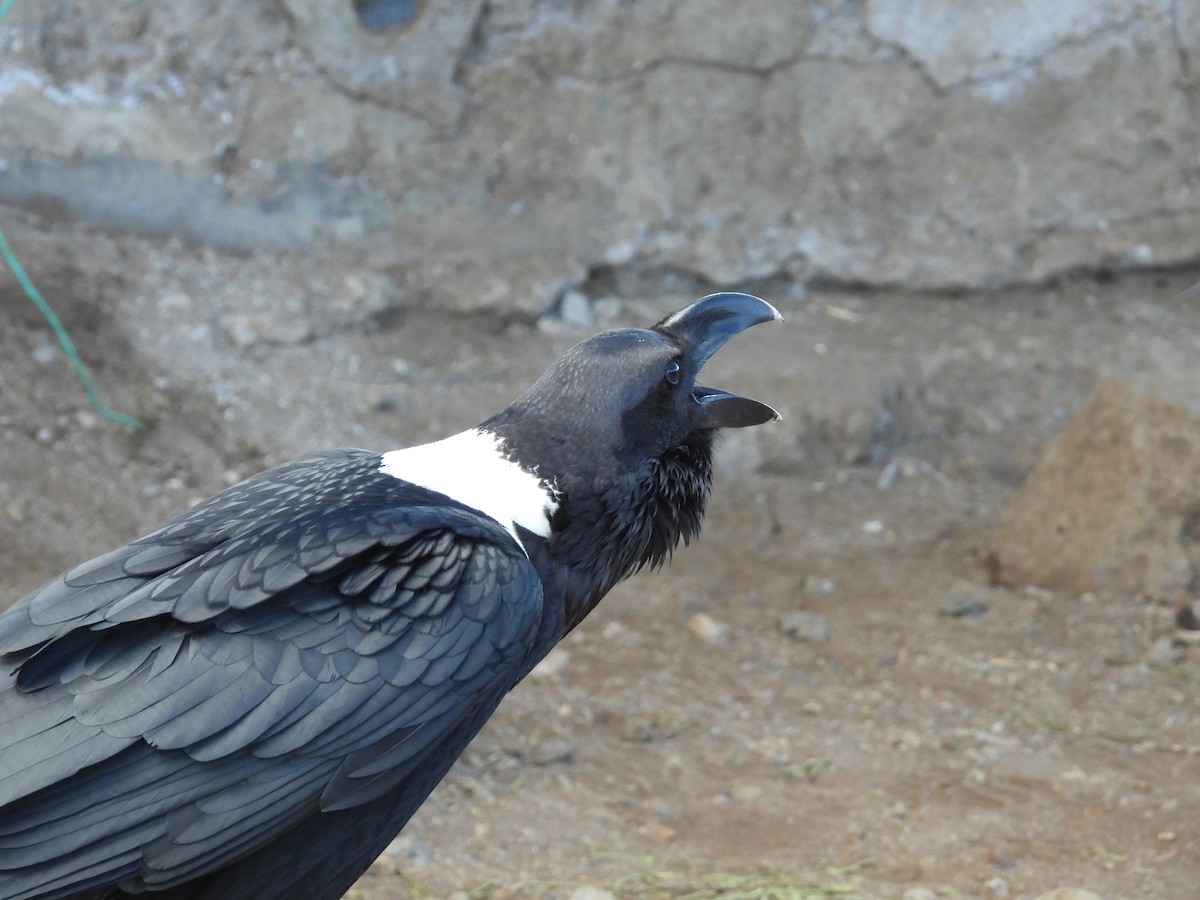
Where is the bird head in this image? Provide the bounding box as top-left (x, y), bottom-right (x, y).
top-left (481, 293), bottom-right (779, 590)
top-left (496, 292), bottom-right (782, 468)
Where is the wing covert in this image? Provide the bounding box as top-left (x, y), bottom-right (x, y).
top-left (0, 451), bottom-right (546, 898)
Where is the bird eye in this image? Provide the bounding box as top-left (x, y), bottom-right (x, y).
top-left (664, 359), bottom-right (681, 386)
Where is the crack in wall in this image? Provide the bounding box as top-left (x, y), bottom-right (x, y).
top-left (1169, 0), bottom-right (1200, 122)
top-left (867, 8), bottom-right (1167, 99)
top-left (7, 1), bottom-right (1199, 311)
top-left (1170, 0), bottom-right (1196, 81)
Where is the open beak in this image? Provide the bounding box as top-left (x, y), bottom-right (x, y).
top-left (693, 386), bottom-right (780, 428)
top-left (655, 292), bottom-right (783, 429)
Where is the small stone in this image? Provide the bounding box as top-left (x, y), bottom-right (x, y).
top-left (1033, 890), bottom-right (1106, 900)
top-left (1146, 635), bottom-right (1184, 666)
top-left (985, 877), bottom-right (1009, 897)
top-left (779, 610), bottom-right (831, 643)
top-left (603, 239), bottom-right (638, 265)
top-left (941, 592), bottom-right (988, 617)
top-left (687, 612), bottom-right (729, 644)
top-left (558, 290), bottom-right (595, 329)
top-left (527, 738), bottom-right (575, 766)
top-left (601, 620), bottom-right (627, 640)
top-left (782, 757), bottom-right (828, 782)
top-left (31, 340), bottom-right (58, 366)
top-left (902, 890), bottom-right (938, 900)
top-left (618, 708), bottom-right (687, 743)
top-left (570, 887), bottom-right (618, 900)
top-left (803, 575), bottom-right (837, 595)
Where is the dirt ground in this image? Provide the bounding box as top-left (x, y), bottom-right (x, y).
top-left (1, 229), bottom-right (1198, 899)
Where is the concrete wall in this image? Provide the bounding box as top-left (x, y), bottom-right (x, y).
top-left (2, 1), bottom-right (1198, 316)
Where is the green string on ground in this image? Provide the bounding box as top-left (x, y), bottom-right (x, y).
top-left (0, 228), bottom-right (142, 430)
top-left (0, 0), bottom-right (141, 430)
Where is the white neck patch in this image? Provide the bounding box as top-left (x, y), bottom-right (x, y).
top-left (379, 428), bottom-right (558, 549)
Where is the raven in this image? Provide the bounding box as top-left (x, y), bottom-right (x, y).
top-left (0, 292), bottom-right (781, 900)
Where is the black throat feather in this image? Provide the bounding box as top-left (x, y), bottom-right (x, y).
top-left (534, 430), bottom-right (715, 634)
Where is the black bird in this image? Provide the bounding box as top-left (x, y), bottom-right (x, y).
top-left (0, 292), bottom-right (781, 900)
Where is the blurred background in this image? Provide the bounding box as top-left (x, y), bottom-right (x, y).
top-left (1, 2), bottom-right (1198, 898)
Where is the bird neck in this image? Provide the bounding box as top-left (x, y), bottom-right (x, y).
top-left (378, 429), bottom-right (559, 547)
top-left (518, 430), bottom-right (717, 633)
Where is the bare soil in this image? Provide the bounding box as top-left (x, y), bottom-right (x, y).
top-left (1, 229), bottom-right (1197, 899)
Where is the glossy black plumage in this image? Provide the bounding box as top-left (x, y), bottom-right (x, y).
top-left (0, 293), bottom-right (780, 900)
top-left (0, 452), bottom-right (540, 900)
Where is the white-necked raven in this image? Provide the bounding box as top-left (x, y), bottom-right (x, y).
top-left (0, 292), bottom-right (781, 899)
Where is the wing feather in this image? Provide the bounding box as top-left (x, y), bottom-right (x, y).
top-left (0, 450), bottom-right (545, 898)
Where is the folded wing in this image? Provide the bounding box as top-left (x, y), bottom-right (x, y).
top-left (0, 450), bottom-right (543, 899)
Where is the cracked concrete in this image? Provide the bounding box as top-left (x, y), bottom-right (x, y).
top-left (1, 1), bottom-right (1198, 317)
top-left (864, 0), bottom-right (1157, 95)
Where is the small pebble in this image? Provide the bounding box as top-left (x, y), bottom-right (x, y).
top-left (601, 620), bottom-right (627, 640)
top-left (941, 592), bottom-right (988, 617)
top-left (1146, 635), bottom-right (1184, 666)
top-left (558, 290), bottom-right (595, 329)
top-left (687, 612), bottom-right (729, 645)
top-left (1034, 890), bottom-right (1105, 900)
top-left (31, 340), bottom-right (58, 366)
top-left (570, 887), bottom-right (617, 900)
top-left (779, 610), bottom-right (831, 643)
top-left (527, 738), bottom-right (575, 766)
top-left (985, 877), bottom-right (1009, 896)
top-left (803, 575), bottom-right (837, 595)
top-left (782, 757), bottom-right (828, 782)
top-left (902, 890), bottom-right (938, 900)
top-left (604, 239), bottom-right (637, 265)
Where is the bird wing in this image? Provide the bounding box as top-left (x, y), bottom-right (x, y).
top-left (0, 449), bottom-right (544, 898)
